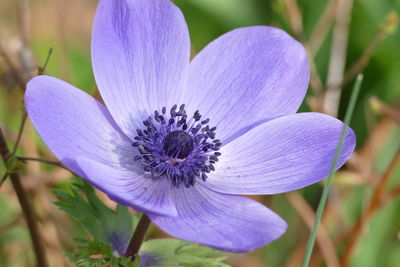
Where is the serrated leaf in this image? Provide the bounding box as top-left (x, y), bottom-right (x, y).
top-left (53, 177), bottom-right (137, 255)
top-left (140, 239), bottom-right (230, 267)
top-left (67, 237), bottom-right (139, 267)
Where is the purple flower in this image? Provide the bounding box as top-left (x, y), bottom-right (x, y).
top-left (25, 0), bottom-right (355, 253)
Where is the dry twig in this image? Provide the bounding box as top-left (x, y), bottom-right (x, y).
top-left (323, 0), bottom-right (354, 116)
top-left (308, 0), bottom-right (338, 55)
top-left (340, 149), bottom-right (400, 266)
top-left (369, 97), bottom-right (400, 124)
top-left (17, 156), bottom-right (69, 171)
top-left (287, 192), bottom-right (340, 267)
top-left (283, 0), bottom-right (303, 40)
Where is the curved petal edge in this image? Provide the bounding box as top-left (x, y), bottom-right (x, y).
top-left (149, 185), bottom-right (287, 252)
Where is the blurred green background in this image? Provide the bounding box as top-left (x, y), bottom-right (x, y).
top-left (0, 0), bottom-right (399, 266)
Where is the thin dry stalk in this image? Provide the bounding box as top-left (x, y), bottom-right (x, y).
top-left (323, 0), bottom-right (354, 116)
top-left (18, 0), bottom-right (35, 75)
top-left (308, 0), bottom-right (338, 55)
top-left (287, 192), bottom-right (340, 267)
top-left (285, 239), bottom-right (307, 267)
top-left (17, 156), bottom-right (69, 170)
top-left (340, 149), bottom-right (400, 266)
top-left (0, 34), bottom-right (27, 89)
top-left (341, 13), bottom-right (399, 88)
top-left (12, 111), bottom-right (28, 155)
top-left (369, 97), bottom-right (400, 124)
top-left (306, 47), bottom-right (324, 96)
top-left (388, 184), bottom-right (400, 201)
top-left (305, 0), bottom-right (338, 100)
top-left (18, 0), bottom-right (30, 47)
top-left (358, 118), bottom-right (397, 167)
top-left (283, 0), bottom-right (303, 39)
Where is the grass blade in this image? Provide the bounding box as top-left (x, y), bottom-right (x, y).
top-left (301, 74), bottom-right (363, 267)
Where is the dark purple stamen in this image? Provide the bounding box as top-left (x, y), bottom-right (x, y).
top-left (132, 104), bottom-right (221, 188)
top-left (163, 130), bottom-right (194, 159)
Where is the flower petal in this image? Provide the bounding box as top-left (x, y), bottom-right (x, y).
top-left (77, 157), bottom-right (177, 217)
top-left (92, 0), bottom-right (190, 139)
top-left (26, 76), bottom-right (176, 216)
top-left (148, 184), bottom-right (287, 252)
top-left (184, 26), bottom-right (309, 143)
top-left (25, 75), bottom-right (133, 176)
top-left (203, 113), bottom-right (355, 195)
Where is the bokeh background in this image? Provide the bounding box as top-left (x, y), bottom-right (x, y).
top-left (0, 0), bottom-right (399, 266)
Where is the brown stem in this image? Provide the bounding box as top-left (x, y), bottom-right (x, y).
top-left (0, 128), bottom-right (48, 267)
top-left (17, 156), bottom-right (69, 170)
top-left (283, 0), bottom-right (304, 40)
top-left (124, 214), bottom-right (151, 260)
top-left (287, 192), bottom-right (340, 267)
top-left (12, 111), bottom-right (28, 155)
top-left (341, 31), bottom-right (386, 88)
top-left (282, 0), bottom-right (326, 98)
top-left (38, 47), bottom-right (53, 75)
top-left (370, 149), bottom-right (400, 205)
top-left (307, 50), bottom-right (324, 96)
top-left (341, 12), bottom-right (399, 88)
top-left (340, 149), bottom-right (400, 266)
top-left (389, 183), bottom-right (400, 199)
top-left (308, 0), bottom-right (338, 55)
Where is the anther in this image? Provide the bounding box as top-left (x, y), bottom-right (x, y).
top-left (201, 118), bottom-right (210, 125)
top-left (132, 104), bottom-right (220, 188)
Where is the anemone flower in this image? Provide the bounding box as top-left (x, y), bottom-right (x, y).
top-left (25, 0), bottom-right (355, 253)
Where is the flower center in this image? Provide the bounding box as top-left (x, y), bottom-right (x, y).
top-left (163, 130), bottom-right (194, 159)
top-left (132, 104), bottom-right (221, 188)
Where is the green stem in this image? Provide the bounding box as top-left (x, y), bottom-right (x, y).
top-left (301, 74), bottom-right (363, 267)
top-left (124, 213), bottom-right (151, 260)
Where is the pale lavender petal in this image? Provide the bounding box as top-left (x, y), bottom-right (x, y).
top-left (92, 0), bottom-right (190, 139)
top-left (148, 184), bottom-right (287, 252)
top-left (77, 157), bottom-right (176, 217)
top-left (184, 26), bottom-right (309, 143)
top-left (203, 113), bottom-right (355, 195)
top-left (26, 76), bottom-right (174, 216)
top-left (25, 75), bottom-right (133, 176)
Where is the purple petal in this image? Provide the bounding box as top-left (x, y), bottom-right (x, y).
top-left (148, 184), bottom-right (287, 252)
top-left (203, 113), bottom-right (356, 195)
top-left (183, 26), bottom-right (309, 143)
top-left (77, 157), bottom-right (177, 217)
top-left (25, 75), bottom-right (133, 177)
top-left (92, 0), bottom-right (190, 139)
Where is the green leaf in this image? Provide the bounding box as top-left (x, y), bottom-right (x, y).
top-left (67, 237), bottom-right (138, 267)
top-left (140, 239), bottom-right (230, 267)
top-left (53, 177), bottom-right (136, 250)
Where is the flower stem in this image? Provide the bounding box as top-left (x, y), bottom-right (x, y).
top-left (301, 74), bottom-right (363, 267)
top-left (0, 128), bottom-right (48, 267)
top-left (17, 156), bottom-right (69, 170)
top-left (11, 111), bottom-right (28, 155)
top-left (124, 213), bottom-right (151, 260)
